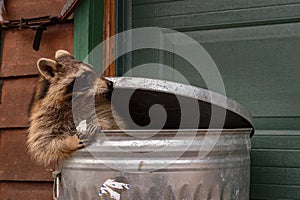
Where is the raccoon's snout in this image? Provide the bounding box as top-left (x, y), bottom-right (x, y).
top-left (104, 80), bottom-right (113, 100)
top-left (106, 80), bottom-right (113, 90)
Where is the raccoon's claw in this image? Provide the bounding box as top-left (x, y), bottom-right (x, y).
top-left (86, 123), bottom-right (102, 138)
top-left (78, 141), bottom-right (85, 149)
top-left (65, 135), bottom-right (84, 151)
top-left (76, 120), bottom-right (102, 140)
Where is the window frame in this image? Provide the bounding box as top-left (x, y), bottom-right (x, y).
top-left (74, 0), bottom-right (118, 76)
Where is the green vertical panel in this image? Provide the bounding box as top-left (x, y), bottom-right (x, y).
top-left (74, 0), bottom-right (104, 61)
top-left (74, 0), bottom-right (88, 60)
top-left (115, 0), bottom-right (132, 76)
top-left (89, 0), bottom-right (103, 52)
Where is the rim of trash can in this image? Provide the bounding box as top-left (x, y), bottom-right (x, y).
top-left (107, 77), bottom-right (255, 136)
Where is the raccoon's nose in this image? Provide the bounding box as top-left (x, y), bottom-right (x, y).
top-left (106, 80), bottom-right (114, 90)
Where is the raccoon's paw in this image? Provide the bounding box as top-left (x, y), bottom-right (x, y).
top-left (76, 120), bottom-right (102, 140)
top-left (76, 120), bottom-right (88, 134)
top-left (65, 135), bottom-right (84, 151)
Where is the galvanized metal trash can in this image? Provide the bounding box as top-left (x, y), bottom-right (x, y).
top-left (57, 77), bottom-right (254, 200)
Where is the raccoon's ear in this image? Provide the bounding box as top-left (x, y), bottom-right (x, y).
top-left (55, 50), bottom-right (71, 59)
top-left (37, 58), bottom-right (58, 80)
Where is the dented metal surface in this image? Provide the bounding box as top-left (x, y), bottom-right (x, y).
top-left (60, 129), bottom-right (252, 200)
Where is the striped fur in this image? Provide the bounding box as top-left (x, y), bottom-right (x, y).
top-left (28, 50), bottom-right (120, 165)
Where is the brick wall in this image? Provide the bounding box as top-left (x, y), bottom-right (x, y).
top-left (0, 0), bottom-right (73, 199)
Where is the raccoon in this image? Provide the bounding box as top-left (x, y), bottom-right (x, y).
top-left (28, 50), bottom-right (120, 165)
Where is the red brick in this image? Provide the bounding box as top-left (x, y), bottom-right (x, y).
top-left (0, 129), bottom-right (54, 181)
top-left (0, 181), bottom-right (52, 200)
top-left (0, 77), bottom-right (37, 128)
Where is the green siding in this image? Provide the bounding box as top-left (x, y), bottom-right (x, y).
top-left (251, 131), bottom-right (300, 199)
top-left (251, 167), bottom-right (300, 185)
top-left (133, 0), bottom-right (300, 30)
top-left (133, 0), bottom-right (300, 19)
top-left (250, 184), bottom-right (300, 200)
top-left (131, 1), bottom-right (300, 199)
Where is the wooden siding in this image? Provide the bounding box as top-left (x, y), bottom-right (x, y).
top-left (131, 1), bottom-right (300, 199)
top-left (0, 182), bottom-right (52, 199)
top-left (0, 0), bottom-right (74, 199)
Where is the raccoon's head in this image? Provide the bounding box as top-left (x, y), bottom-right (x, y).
top-left (36, 50), bottom-right (113, 103)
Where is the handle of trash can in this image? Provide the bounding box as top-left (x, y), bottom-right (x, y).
top-left (52, 170), bottom-right (61, 200)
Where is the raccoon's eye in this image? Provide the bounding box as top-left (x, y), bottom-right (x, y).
top-left (75, 71), bottom-right (96, 89)
top-left (79, 71), bottom-right (95, 80)
top-left (79, 73), bottom-right (87, 79)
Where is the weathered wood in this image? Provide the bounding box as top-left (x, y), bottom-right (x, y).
top-left (0, 0), bottom-right (74, 198)
top-left (5, 0), bottom-right (65, 19)
top-left (103, 0), bottom-right (116, 76)
top-left (1, 24), bottom-right (74, 78)
top-left (0, 77), bottom-right (37, 128)
top-left (0, 129), bottom-right (54, 181)
top-left (0, 181), bottom-right (52, 200)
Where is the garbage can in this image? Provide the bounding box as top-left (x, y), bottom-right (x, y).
top-left (57, 77), bottom-right (254, 200)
